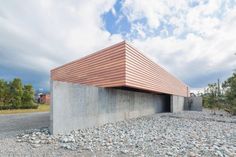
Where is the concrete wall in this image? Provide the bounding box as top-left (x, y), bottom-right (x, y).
top-left (50, 81), bottom-right (171, 134)
top-left (184, 97), bottom-right (202, 111)
top-left (170, 95), bottom-right (185, 112)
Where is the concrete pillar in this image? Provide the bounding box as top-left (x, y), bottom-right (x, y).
top-left (170, 95), bottom-right (185, 113)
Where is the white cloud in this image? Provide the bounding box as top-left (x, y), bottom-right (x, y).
top-left (0, 0), bottom-right (236, 89)
top-left (121, 0), bottom-right (236, 87)
top-left (122, 0), bottom-right (190, 29)
top-left (122, 0), bottom-right (172, 28)
top-left (121, 0), bottom-right (234, 38)
top-left (111, 7), bottom-right (116, 16)
top-left (0, 0), bottom-right (123, 87)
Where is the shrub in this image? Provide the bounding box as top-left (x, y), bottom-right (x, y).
top-left (0, 78), bottom-right (37, 110)
top-left (231, 106), bottom-right (236, 115)
top-left (19, 104), bottom-right (38, 109)
top-left (223, 73), bottom-right (236, 115)
top-left (0, 103), bottom-right (38, 110)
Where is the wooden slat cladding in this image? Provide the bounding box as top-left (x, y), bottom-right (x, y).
top-left (125, 43), bottom-right (188, 97)
top-left (51, 41), bottom-right (126, 87)
top-left (51, 41), bottom-right (188, 96)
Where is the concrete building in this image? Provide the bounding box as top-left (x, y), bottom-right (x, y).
top-left (50, 41), bottom-right (189, 134)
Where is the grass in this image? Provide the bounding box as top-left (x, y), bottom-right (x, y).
top-left (0, 104), bottom-right (50, 114)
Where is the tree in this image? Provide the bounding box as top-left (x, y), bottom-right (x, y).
top-left (2, 81), bottom-right (12, 107)
top-left (0, 79), bottom-right (7, 105)
top-left (222, 73), bottom-right (236, 115)
top-left (10, 78), bottom-right (23, 108)
top-left (22, 84), bottom-right (35, 108)
top-left (203, 83), bottom-right (222, 114)
top-left (0, 78), bottom-right (37, 110)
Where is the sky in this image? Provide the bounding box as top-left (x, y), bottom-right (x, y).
top-left (0, 0), bottom-right (236, 92)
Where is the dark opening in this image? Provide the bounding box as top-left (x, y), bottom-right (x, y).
top-left (111, 86), bottom-right (171, 113)
top-left (162, 94), bottom-right (171, 112)
top-left (113, 86), bottom-right (163, 94)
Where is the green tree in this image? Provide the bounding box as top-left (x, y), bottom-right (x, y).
top-left (0, 79), bottom-right (7, 105)
top-left (203, 83), bottom-right (222, 114)
top-left (222, 73), bottom-right (236, 115)
top-left (10, 78), bottom-right (23, 108)
top-left (2, 81), bottom-right (12, 107)
top-left (0, 78), bottom-right (37, 110)
top-left (22, 84), bottom-right (35, 108)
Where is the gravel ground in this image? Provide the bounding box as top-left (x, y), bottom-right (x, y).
top-left (0, 110), bottom-right (235, 157)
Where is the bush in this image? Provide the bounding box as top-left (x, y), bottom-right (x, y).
top-left (202, 73), bottom-right (236, 116)
top-left (223, 73), bottom-right (236, 115)
top-left (231, 106), bottom-right (236, 115)
top-left (0, 103), bottom-right (38, 110)
top-left (0, 78), bottom-right (37, 110)
top-left (19, 104), bottom-right (38, 109)
top-left (0, 104), bottom-right (15, 110)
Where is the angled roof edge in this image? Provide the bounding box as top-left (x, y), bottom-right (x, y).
top-left (51, 41), bottom-right (126, 72)
top-left (123, 41), bottom-right (188, 88)
top-left (51, 41), bottom-right (188, 96)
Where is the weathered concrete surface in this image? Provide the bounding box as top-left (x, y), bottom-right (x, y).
top-left (51, 81), bottom-right (171, 134)
top-left (185, 97), bottom-right (203, 111)
top-left (170, 95), bottom-right (185, 113)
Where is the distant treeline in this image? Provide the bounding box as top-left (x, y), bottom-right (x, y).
top-left (0, 78), bottom-right (37, 110)
top-left (200, 73), bottom-right (236, 115)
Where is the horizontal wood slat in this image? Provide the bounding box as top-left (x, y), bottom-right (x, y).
top-left (125, 43), bottom-right (188, 96)
top-left (51, 41), bottom-right (188, 96)
top-left (51, 42), bottom-right (126, 87)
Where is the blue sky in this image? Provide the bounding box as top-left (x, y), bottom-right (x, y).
top-left (0, 0), bottom-right (236, 92)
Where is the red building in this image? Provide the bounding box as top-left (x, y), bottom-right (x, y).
top-left (38, 93), bottom-right (50, 104)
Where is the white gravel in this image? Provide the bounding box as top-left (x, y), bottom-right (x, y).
top-left (0, 110), bottom-right (235, 157)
